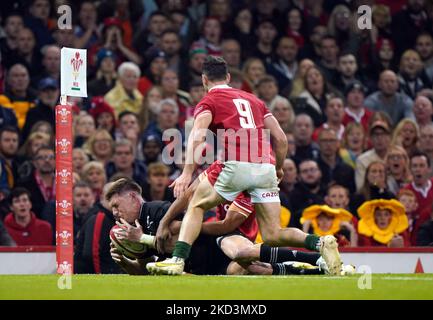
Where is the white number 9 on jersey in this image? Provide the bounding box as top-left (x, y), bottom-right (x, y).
top-left (233, 99), bottom-right (256, 128)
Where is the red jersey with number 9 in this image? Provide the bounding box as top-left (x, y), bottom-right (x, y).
top-left (194, 85), bottom-right (274, 164)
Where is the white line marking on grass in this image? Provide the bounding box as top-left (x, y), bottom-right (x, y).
top-left (380, 277), bottom-right (433, 281)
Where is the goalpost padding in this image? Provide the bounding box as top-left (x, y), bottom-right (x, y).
top-left (55, 105), bottom-right (74, 275)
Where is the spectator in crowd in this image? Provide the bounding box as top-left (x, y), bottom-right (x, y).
top-left (89, 17), bottom-right (142, 67)
top-left (299, 24), bottom-right (327, 61)
top-left (52, 25), bottom-right (78, 49)
top-left (397, 49), bottom-right (431, 100)
top-left (221, 39), bottom-right (241, 69)
top-left (251, 19), bottom-right (277, 65)
top-left (195, 17), bottom-right (222, 56)
top-left (232, 8), bottom-right (254, 58)
top-left (269, 96), bottom-right (295, 134)
top-left (0, 126), bottom-right (20, 189)
top-left (106, 139), bottom-right (147, 187)
top-left (25, 0), bottom-right (55, 50)
top-left (88, 49), bottom-right (117, 97)
top-left (182, 46), bottom-right (207, 92)
top-left (83, 129), bottom-right (114, 166)
top-left (398, 189), bottom-right (420, 238)
top-left (267, 36), bottom-right (299, 96)
top-left (133, 11), bottom-right (170, 58)
top-left (355, 120), bottom-right (392, 191)
top-left (289, 58), bottom-right (315, 98)
top-left (81, 161), bottom-right (107, 201)
top-left (385, 145), bottom-right (413, 195)
top-left (169, 10), bottom-right (197, 49)
top-left (292, 113), bottom-right (319, 165)
top-left (88, 97), bottom-right (116, 138)
top-left (301, 204), bottom-right (356, 247)
top-left (104, 62), bottom-right (143, 117)
top-left (327, 5), bottom-right (361, 53)
top-left (0, 101), bottom-right (18, 129)
top-left (297, 66), bottom-right (336, 127)
top-left (141, 86), bottom-right (163, 124)
top-left (159, 30), bottom-right (188, 80)
top-left (334, 53), bottom-right (363, 95)
top-left (3, 187), bottom-right (52, 245)
top-left (289, 159), bottom-right (326, 228)
top-left (141, 50), bottom-right (168, 91)
top-left (415, 32), bottom-right (433, 83)
top-left (313, 95), bottom-right (345, 141)
top-left (391, 119), bottom-right (420, 157)
top-left (316, 128), bottom-right (356, 193)
top-left (74, 181), bottom-right (123, 274)
top-left (160, 69), bottom-right (192, 127)
top-left (33, 45), bottom-right (60, 86)
top-left (72, 148), bottom-right (90, 177)
top-left (116, 111), bottom-right (142, 158)
top-left (286, 132), bottom-right (296, 158)
top-left (0, 13), bottom-right (24, 63)
top-left (316, 35), bottom-right (339, 83)
top-left (366, 37), bottom-right (398, 82)
top-left (283, 6), bottom-right (305, 48)
top-left (188, 80), bottom-right (206, 110)
top-left (16, 146), bottom-right (54, 218)
top-left (364, 70), bottom-right (414, 126)
top-left (417, 206), bottom-right (433, 246)
top-left (142, 162), bottom-right (174, 202)
top-left (74, 1), bottom-right (100, 49)
top-left (339, 122), bottom-right (366, 169)
top-left (413, 95), bottom-right (433, 129)
top-left (0, 64), bottom-right (35, 130)
top-left (357, 199), bottom-right (410, 247)
top-left (16, 132), bottom-right (51, 179)
top-left (142, 98), bottom-right (183, 145)
top-left (351, 161), bottom-right (395, 216)
top-left (342, 80), bottom-right (373, 133)
top-left (74, 113), bottom-right (96, 148)
top-left (279, 158), bottom-right (297, 211)
top-left (370, 4), bottom-right (392, 42)
top-left (241, 57), bottom-right (266, 94)
top-left (7, 27), bottom-right (43, 77)
top-left (22, 77), bottom-right (58, 142)
top-left (73, 181), bottom-right (96, 240)
top-left (0, 220), bottom-right (16, 246)
top-left (141, 135), bottom-right (162, 166)
top-left (256, 75), bottom-right (281, 108)
top-left (402, 152), bottom-right (433, 245)
top-left (419, 124), bottom-right (433, 176)
top-left (391, 0), bottom-right (429, 57)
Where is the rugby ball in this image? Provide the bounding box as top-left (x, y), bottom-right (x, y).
top-left (109, 225), bottom-right (148, 259)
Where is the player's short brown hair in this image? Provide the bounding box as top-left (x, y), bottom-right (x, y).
top-left (105, 178), bottom-right (142, 201)
top-left (203, 55), bottom-right (228, 81)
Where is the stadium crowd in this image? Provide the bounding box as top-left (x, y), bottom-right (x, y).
top-left (1, 0), bottom-right (433, 273)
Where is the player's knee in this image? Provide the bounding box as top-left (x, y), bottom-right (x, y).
top-left (233, 247), bottom-right (254, 263)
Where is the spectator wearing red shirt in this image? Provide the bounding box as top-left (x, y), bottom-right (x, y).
top-left (4, 187), bottom-right (52, 245)
top-left (342, 81), bottom-right (373, 133)
top-left (402, 152), bottom-right (433, 244)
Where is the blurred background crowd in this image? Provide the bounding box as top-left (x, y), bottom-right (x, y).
top-left (1, 0), bottom-right (433, 266)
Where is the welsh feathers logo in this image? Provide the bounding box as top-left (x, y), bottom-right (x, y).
top-left (57, 169), bottom-right (71, 184)
top-left (57, 107), bottom-right (71, 124)
top-left (56, 138), bottom-right (71, 154)
top-left (70, 51), bottom-right (83, 91)
top-left (57, 230), bottom-right (72, 246)
top-left (57, 261), bottom-right (72, 274)
top-left (56, 200), bottom-right (72, 216)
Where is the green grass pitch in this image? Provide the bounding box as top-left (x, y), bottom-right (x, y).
top-left (1, 274), bottom-right (433, 300)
